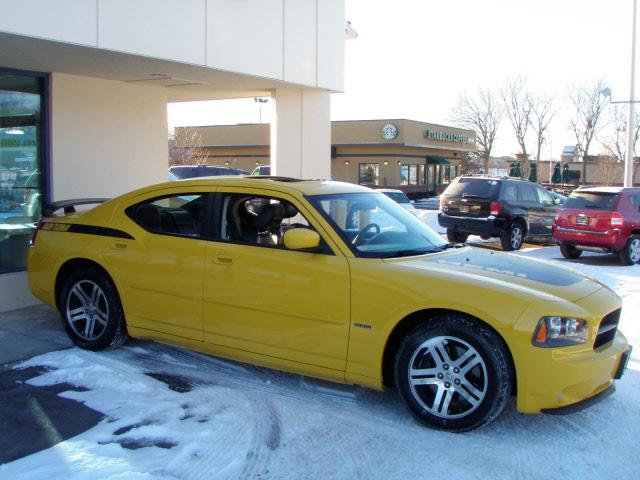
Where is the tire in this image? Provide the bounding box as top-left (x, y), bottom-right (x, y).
top-left (446, 228), bottom-right (469, 243)
top-left (500, 223), bottom-right (524, 251)
top-left (395, 314), bottom-right (513, 432)
top-left (618, 234), bottom-right (640, 266)
top-left (59, 268), bottom-right (129, 350)
top-left (560, 243), bottom-right (582, 259)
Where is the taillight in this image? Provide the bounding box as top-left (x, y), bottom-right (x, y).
top-left (439, 196), bottom-right (446, 211)
top-left (611, 212), bottom-right (624, 226)
top-left (490, 201), bottom-right (501, 216)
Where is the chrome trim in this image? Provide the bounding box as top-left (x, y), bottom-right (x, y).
top-left (441, 214), bottom-right (490, 221)
top-left (555, 227), bottom-right (609, 236)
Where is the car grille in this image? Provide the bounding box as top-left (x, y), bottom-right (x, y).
top-left (594, 308), bottom-right (621, 350)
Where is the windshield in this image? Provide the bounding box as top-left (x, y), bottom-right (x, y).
top-left (564, 192), bottom-right (618, 211)
top-left (307, 192), bottom-right (449, 258)
top-left (383, 191), bottom-right (411, 204)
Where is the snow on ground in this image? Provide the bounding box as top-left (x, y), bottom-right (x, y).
top-left (2, 247), bottom-right (640, 480)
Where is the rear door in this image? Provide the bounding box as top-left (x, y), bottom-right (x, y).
top-left (516, 183), bottom-right (541, 234)
top-left (533, 185), bottom-right (556, 236)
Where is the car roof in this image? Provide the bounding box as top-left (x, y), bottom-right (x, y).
top-left (460, 175), bottom-right (527, 183)
top-left (377, 188), bottom-right (406, 194)
top-left (575, 186), bottom-right (640, 194)
top-left (136, 176), bottom-right (374, 197)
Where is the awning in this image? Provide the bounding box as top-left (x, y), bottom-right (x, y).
top-left (426, 156), bottom-right (450, 165)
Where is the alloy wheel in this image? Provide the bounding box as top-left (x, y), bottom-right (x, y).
top-left (408, 336), bottom-right (488, 419)
top-left (511, 227), bottom-right (523, 249)
top-left (630, 238), bottom-right (640, 263)
top-left (66, 280), bottom-right (109, 341)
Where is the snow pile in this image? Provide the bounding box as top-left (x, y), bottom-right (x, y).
top-left (1, 247), bottom-right (639, 479)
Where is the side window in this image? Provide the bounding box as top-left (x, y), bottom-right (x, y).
top-left (220, 194), bottom-right (321, 250)
top-left (501, 183), bottom-right (517, 202)
top-left (535, 187), bottom-right (554, 206)
top-left (127, 193), bottom-right (208, 238)
top-left (629, 195), bottom-right (640, 211)
top-left (518, 184), bottom-right (537, 203)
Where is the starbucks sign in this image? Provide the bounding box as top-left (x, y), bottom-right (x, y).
top-left (424, 129), bottom-right (472, 144)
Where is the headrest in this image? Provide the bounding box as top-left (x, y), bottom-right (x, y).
top-left (136, 204), bottom-right (161, 230)
top-left (253, 203), bottom-right (285, 232)
top-left (282, 202), bottom-right (298, 218)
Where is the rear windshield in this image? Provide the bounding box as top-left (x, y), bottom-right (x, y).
top-left (443, 178), bottom-right (501, 199)
top-left (564, 192), bottom-right (618, 211)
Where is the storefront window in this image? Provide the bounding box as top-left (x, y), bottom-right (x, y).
top-left (1, 71), bottom-right (46, 272)
top-left (358, 163), bottom-right (380, 185)
top-left (442, 165), bottom-right (451, 184)
top-left (400, 164), bottom-right (409, 185)
top-left (419, 164), bottom-right (426, 185)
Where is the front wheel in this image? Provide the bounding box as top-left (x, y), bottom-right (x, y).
top-left (619, 234), bottom-right (640, 266)
top-left (500, 223), bottom-right (524, 251)
top-left (560, 243), bottom-right (582, 259)
top-left (59, 268), bottom-right (129, 350)
top-left (395, 314), bottom-right (513, 432)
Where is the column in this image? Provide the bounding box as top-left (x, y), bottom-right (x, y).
top-left (270, 88), bottom-right (331, 180)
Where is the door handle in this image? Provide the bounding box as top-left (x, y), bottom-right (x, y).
top-left (112, 242), bottom-right (127, 250)
top-left (214, 255), bottom-right (233, 265)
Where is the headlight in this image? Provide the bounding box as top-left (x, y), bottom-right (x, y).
top-left (532, 316), bottom-right (588, 347)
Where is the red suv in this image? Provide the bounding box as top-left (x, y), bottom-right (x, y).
top-left (552, 187), bottom-right (640, 265)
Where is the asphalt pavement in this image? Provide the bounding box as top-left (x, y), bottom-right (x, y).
top-left (0, 305), bottom-right (103, 465)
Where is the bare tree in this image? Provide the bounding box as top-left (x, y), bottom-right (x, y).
top-left (567, 79), bottom-right (610, 183)
top-left (530, 92), bottom-right (555, 162)
top-left (595, 154), bottom-right (617, 186)
top-left (501, 77), bottom-right (531, 176)
top-left (450, 88), bottom-right (503, 173)
top-left (600, 105), bottom-right (640, 160)
top-left (168, 127), bottom-right (208, 166)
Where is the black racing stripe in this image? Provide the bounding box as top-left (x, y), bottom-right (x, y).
top-left (66, 224), bottom-right (134, 239)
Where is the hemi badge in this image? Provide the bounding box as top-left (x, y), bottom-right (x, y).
top-left (354, 323), bottom-right (372, 330)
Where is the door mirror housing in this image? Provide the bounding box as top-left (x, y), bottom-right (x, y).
top-left (554, 198), bottom-right (561, 205)
top-left (283, 228), bottom-right (321, 251)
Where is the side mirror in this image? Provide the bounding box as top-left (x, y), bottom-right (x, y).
top-left (283, 228), bottom-right (321, 251)
top-left (410, 200), bottom-right (416, 204)
top-left (554, 198), bottom-right (561, 205)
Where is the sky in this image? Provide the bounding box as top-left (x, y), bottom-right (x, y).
top-left (169, 0), bottom-right (637, 159)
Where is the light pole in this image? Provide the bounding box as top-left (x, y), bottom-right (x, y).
top-left (254, 97), bottom-right (269, 124)
top-left (602, 0), bottom-right (638, 187)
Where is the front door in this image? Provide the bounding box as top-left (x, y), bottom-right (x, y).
top-left (203, 190), bottom-right (350, 371)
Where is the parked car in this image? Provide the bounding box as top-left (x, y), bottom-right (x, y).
top-left (438, 175), bottom-right (560, 250)
top-left (168, 164), bottom-right (248, 181)
top-left (553, 186), bottom-right (640, 265)
top-left (28, 178), bottom-right (631, 431)
top-left (251, 165), bottom-right (271, 176)
top-left (378, 189), bottom-right (417, 212)
top-left (548, 190), bottom-right (567, 205)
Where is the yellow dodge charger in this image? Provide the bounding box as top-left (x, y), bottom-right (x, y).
top-left (27, 177), bottom-right (631, 431)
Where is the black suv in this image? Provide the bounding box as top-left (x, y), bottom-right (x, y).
top-left (438, 175), bottom-right (559, 250)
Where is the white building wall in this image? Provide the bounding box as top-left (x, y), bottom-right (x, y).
top-left (98, 0), bottom-right (207, 65)
top-left (50, 73), bottom-right (168, 200)
top-left (0, 273), bottom-right (38, 312)
top-left (0, 0), bottom-right (345, 90)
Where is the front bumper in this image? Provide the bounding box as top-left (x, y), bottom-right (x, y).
top-left (512, 286), bottom-right (630, 414)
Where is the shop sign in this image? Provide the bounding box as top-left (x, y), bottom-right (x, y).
top-left (424, 129), bottom-right (472, 144)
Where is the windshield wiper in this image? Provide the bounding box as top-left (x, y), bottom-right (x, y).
top-left (438, 242), bottom-right (466, 250)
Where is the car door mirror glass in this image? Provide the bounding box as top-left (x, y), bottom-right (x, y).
top-left (283, 228), bottom-right (320, 251)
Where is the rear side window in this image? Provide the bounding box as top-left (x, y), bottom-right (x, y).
top-left (518, 184), bottom-right (537, 202)
top-left (443, 178), bottom-right (501, 198)
top-left (127, 193), bottom-right (209, 237)
top-left (564, 192), bottom-right (618, 211)
top-left (501, 183), bottom-right (517, 201)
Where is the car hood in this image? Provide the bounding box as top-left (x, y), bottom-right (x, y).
top-left (384, 246), bottom-right (604, 303)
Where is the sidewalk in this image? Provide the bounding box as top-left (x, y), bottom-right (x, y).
top-left (0, 304), bottom-right (72, 364)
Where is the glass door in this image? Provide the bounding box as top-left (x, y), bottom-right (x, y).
top-left (0, 72), bottom-right (46, 272)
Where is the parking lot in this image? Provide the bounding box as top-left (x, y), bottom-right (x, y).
top-left (0, 244), bottom-right (638, 480)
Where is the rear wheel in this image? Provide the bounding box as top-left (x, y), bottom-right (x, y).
top-left (560, 243), bottom-right (582, 259)
top-left (500, 223), bottom-right (524, 251)
top-left (619, 234), bottom-right (640, 266)
top-left (446, 228), bottom-right (469, 243)
top-left (395, 314), bottom-right (513, 432)
top-left (59, 268), bottom-right (129, 350)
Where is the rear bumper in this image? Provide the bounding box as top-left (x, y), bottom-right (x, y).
top-left (553, 226), bottom-right (628, 251)
top-left (438, 213), bottom-right (505, 236)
